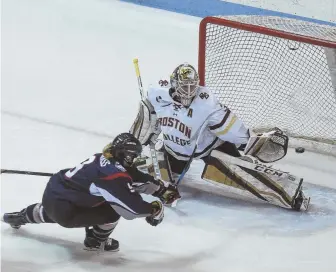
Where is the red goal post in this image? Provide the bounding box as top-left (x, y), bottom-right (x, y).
top-left (198, 16), bottom-right (336, 155)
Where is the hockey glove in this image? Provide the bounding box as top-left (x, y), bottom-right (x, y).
top-left (153, 179), bottom-right (181, 206)
top-left (244, 127), bottom-right (288, 163)
top-left (146, 201), bottom-right (164, 226)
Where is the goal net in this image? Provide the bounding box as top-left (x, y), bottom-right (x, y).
top-left (198, 16), bottom-right (336, 155)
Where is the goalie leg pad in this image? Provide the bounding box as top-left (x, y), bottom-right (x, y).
top-left (238, 165), bottom-right (293, 206)
top-left (202, 150), bottom-right (309, 210)
top-left (202, 156), bottom-right (269, 203)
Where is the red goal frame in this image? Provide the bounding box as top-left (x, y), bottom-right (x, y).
top-left (198, 16), bottom-right (336, 86)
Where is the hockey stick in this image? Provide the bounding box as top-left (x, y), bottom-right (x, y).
top-left (174, 109), bottom-right (223, 187)
top-left (1, 169), bottom-right (54, 177)
top-left (133, 58), bottom-right (162, 180)
top-left (174, 121), bottom-right (208, 187)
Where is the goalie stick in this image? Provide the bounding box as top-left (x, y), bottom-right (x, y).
top-left (174, 109), bottom-right (224, 187)
top-left (133, 59), bottom-right (183, 208)
top-left (132, 58), bottom-right (162, 180)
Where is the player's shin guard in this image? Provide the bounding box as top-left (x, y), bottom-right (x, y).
top-left (2, 203), bottom-right (55, 229)
top-left (202, 151), bottom-right (310, 211)
top-left (84, 221), bottom-right (119, 252)
top-left (25, 203), bottom-right (55, 224)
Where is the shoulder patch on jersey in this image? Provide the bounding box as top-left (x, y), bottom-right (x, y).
top-left (199, 92), bottom-right (209, 100)
top-left (193, 86), bottom-right (221, 108)
top-left (158, 79), bottom-right (169, 87)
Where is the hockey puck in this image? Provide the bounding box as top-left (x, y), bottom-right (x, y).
top-left (295, 147), bottom-right (305, 153)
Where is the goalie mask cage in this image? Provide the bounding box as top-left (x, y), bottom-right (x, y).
top-left (199, 16), bottom-right (336, 155)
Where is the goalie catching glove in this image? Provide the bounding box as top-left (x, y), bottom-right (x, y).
top-left (130, 99), bottom-right (161, 146)
top-left (243, 127), bottom-right (288, 163)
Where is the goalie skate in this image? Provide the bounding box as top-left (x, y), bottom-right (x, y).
top-left (292, 180), bottom-right (310, 211)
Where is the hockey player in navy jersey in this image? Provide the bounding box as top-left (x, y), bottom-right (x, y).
top-left (2, 133), bottom-right (179, 252)
top-left (130, 63), bottom-right (310, 211)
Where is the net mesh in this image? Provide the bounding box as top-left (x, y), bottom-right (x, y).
top-left (201, 16), bottom-right (336, 147)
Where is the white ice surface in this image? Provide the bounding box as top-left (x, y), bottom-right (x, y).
top-left (223, 0), bottom-right (336, 23)
top-left (1, 0), bottom-right (336, 271)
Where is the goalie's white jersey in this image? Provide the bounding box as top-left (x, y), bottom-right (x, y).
top-left (147, 85), bottom-right (250, 160)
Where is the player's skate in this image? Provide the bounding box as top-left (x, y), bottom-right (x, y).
top-left (84, 227), bottom-right (119, 252)
top-left (2, 209), bottom-right (28, 229)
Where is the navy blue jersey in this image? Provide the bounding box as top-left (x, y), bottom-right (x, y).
top-left (50, 153), bottom-right (154, 220)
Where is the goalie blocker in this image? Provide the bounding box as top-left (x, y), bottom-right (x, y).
top-left (130, 98), bottom-right (161, 146)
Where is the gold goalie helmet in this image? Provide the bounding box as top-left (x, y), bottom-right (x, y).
top-left (170, 63), bottom-right (200, 107)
